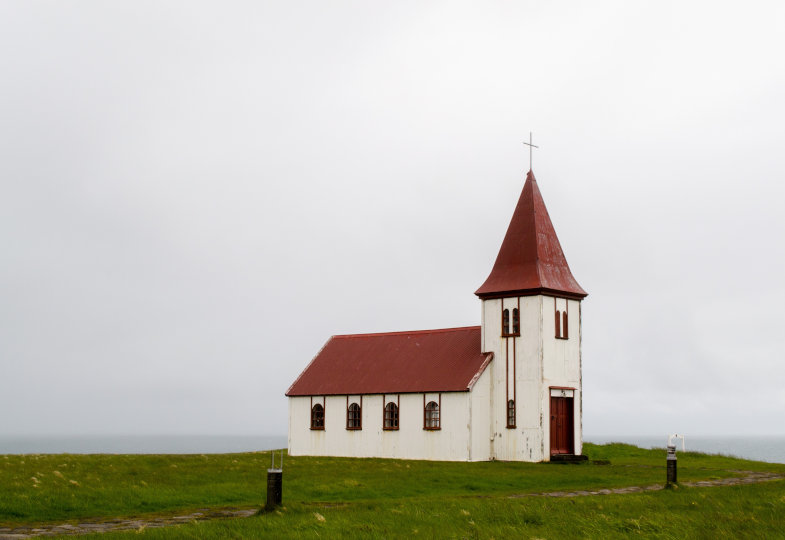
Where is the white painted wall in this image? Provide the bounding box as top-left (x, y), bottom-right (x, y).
top-left (288, 391), bottom-right (483, 461)
top-left (286, 294), bottom-right (584, 463)
top-left (481, 294), bottom-right (583, 462)
top-left (541, 297), bottom-right (583, 457)
top-left (469, 366), bottom-right (491, 461)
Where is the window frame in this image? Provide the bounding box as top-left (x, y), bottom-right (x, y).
top-left (423, 393), bottom-right (441, 431)
top-left (502, 308), bottom-right (511, 336)
top-left (310, 397), bottom-right (325, 431)
top-left (555, 298), bottom-right (569, 340)
top-left (383, 394), bottom-right (400, 431)
top-left (502, 305), bottom-right (521, 337)
top-left (346, 396), bottom-right (362, 430)
top-left (506, 399), bottom-right (516, 429)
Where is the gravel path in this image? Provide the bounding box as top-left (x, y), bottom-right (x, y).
top-left (2, 471), bottom-right (783, 538)
top-left (0, 508), bottom-right (257, 539)
top-left (508, 470), bottom-right (784, 498)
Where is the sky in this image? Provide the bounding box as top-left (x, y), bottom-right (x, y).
top-left (1, 1), bottom-right (784, 439)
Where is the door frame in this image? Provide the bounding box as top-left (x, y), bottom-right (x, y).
top-left (549, 387), bottom-right (575, 456)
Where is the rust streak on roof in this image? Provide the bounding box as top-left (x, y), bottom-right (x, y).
top-left (475, 170), bottom-right (587, 300)
top-left (286, 326), bottom-right (493, 396)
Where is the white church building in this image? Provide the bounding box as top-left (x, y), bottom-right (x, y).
top-left (286, 169), bottom-right (588, 462)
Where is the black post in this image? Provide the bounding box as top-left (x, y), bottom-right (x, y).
top-left (266, 469), bottom-right (282, 510)
top-left (666, 445), bottom-right (677, 485)
top-left (266, 450), bottom-right (283, 510)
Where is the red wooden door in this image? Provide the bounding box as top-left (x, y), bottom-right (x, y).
top-left (550, 397), bottom-right (574, 455)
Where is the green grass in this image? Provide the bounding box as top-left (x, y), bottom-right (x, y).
top-left (91, 481), bottom-right (785, 539)
top-left (2, 443), bottom-right (784, 538)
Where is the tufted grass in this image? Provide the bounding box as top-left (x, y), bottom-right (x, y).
top-left (1, 443), bottom-right (784, 537)
top-left (88, 480), bottom-right (785, 539)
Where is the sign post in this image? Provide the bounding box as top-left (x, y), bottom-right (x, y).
top-left (666, 445), bottom-right (677, 484)
top-left (266, 451), bottom-right (283, 510)
top-left (666, 434), bottom-right (684, 485)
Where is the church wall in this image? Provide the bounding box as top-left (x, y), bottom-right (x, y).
top-left (541, 297), bottom-right (583, 458)
top-left (469, 365), bottom-right (491, 461)
top-left (481, 298), bottom-right (503, 459)
top-left (516, 295), bottom-right (544, 463)
top-left (501, 296), bottom-right (544, 461)
top-left (482, 295), bottom-right (545, 462)
top-left (481, 294), bottom-right (584, 462)
top-left (288, 391), bottom-right (480, 461)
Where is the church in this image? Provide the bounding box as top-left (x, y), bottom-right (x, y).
top-left (286, 168), bottom-right (587, 462)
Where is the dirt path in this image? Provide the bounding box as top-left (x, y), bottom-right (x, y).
top-left (0, 508), bottom-right (257, 539)
top-left (508, 470), bottom-right (784, 498)
top-left (2, 471), bottom-right (783, 538)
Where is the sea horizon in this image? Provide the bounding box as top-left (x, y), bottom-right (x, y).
top-left (1, 434), bottom-right (783, 464)
top-left (0, 434), bottom-right (287, 455)
top-left (585, 434), bottom-right (785, 464)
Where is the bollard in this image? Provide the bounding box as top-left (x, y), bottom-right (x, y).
top-left (666, 444), bottom-right (677, 484)
top-left (266, 451), bottom-right (283, 510)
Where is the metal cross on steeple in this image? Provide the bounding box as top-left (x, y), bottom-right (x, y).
top-left (522, 132), bottom-right (538, 171)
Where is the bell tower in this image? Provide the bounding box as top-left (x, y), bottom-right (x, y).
top-left (476, 170), bottom-right (587, 461)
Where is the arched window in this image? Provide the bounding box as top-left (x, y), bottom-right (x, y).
top-left (554, 309), bottom-right (561, 338)
top-left (507, 399), bottom-right (516, 428)
top-left (512, 308), bottom-right (520, 335)
top-left (384, 402), bottom-right (399, 430)
top-left (424, 401), bottom-right (440, 429)
top-left (346, 402), bottom-right (361, 430)
top-left (311, 403), bottom-right (324, 430)
top-left (562, 311), bottom-right (568, 339)
top-left (502, 308), bottom-right (510, 336)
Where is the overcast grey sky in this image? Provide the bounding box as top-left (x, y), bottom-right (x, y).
top-left (2, 1), bottom-right (784, 438)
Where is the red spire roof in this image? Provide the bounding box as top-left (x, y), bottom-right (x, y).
top-left (475, 170), bottom-right (587, 300)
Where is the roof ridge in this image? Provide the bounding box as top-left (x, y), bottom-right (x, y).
top-left (530, 172), bottom-right (546, 284)
top-left (334, 325), bottom-right (480, 339)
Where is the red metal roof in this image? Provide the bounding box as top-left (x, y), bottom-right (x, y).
top-left (475, 170), bottom-right (587, 300)
top-left (286, 326), bottom-right (493, 396)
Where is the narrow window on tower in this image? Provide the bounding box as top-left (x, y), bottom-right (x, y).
top-left (512, 308), bottom-right (520, 335)
top-left (507, 399), bottom-right (516, 428)
top-left (555, 304), bottom-right (569, 340)
top-left (502, 309), bottom-right (510, 336)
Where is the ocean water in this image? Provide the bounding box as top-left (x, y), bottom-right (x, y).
top-left (0, 435), bottom-right (287, 455)
top-left (586, 435), bottom-right (785, 464)
top-left (2, 434), bottom-right (784, 463)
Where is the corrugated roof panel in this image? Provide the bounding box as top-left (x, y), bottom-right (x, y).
top-left (286, 326), bottom-right (493, 396)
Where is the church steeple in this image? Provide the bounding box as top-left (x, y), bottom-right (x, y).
top-left (475, 170), bottom-right (587, 300)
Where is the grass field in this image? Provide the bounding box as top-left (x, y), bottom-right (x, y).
top-left (2, 443), bottom-right (784, 538)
